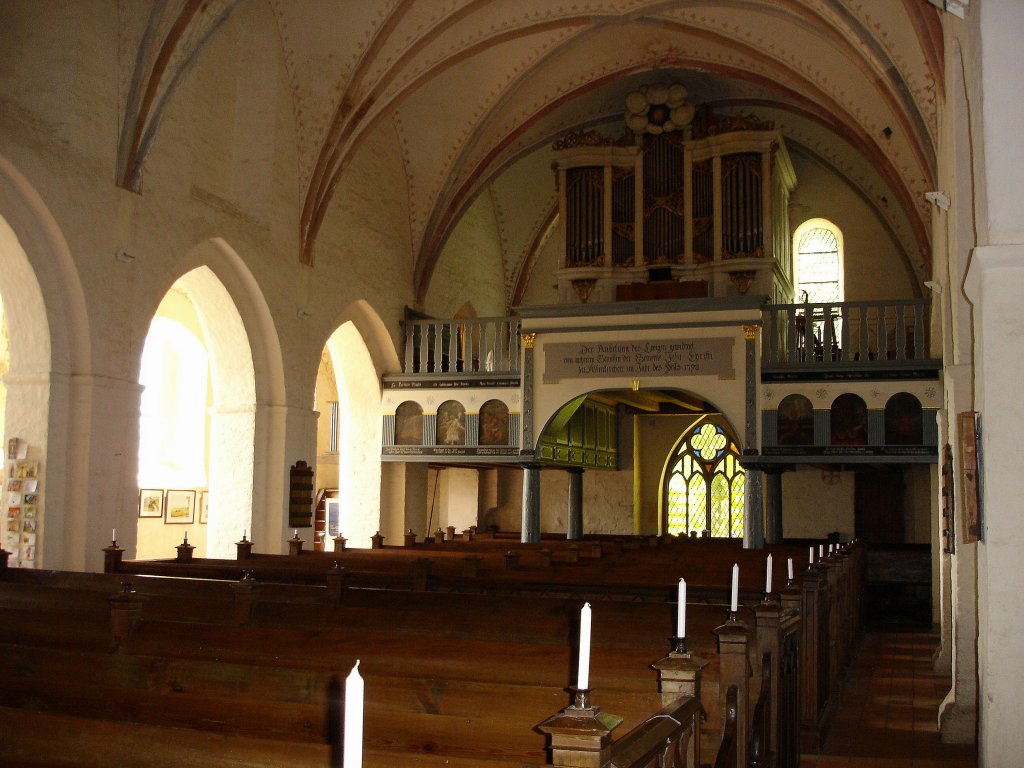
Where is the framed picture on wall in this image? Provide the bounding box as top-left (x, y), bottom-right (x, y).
top-left (164, 490), bottom-right (196, 524)
top-left (139, 489), bottom-right (164, 518)
top-left (198, 491), bottom-right (208, 524)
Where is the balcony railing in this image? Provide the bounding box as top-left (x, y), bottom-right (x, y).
top-left (397, 300), bottom-right (935, 378)
top-left (762, 299), bottom-right (933, 368)
top-left (402, 316), bottom-right (521, 376)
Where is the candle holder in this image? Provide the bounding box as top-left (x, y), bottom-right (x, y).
top-left (175, 535), bottom-right (195, 563)
top-left (236, 536), bottom-right (253, 560)
top-left (537, 686), bottom-right (621, 767)
top-left (652, 643), bottom-right (708, 704)
top-left (568, 685), bottom-right (593, 711)
top-left (102, 542), bottom-right (125, 573)
top-left (726, 608), bottom-right (739, 624)
top-left (762, 591), bottom-right (776, 604)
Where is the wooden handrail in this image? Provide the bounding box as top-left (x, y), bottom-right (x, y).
top-left (607, 695), bottom-right (703, 768)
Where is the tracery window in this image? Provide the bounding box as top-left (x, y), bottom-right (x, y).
top-left (664, 421), bottom-right (745, 538)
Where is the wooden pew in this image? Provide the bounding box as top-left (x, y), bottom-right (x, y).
top-left (0, 539), bottom-right (864, 768)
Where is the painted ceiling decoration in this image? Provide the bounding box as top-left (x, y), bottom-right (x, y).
top-left (115, 1), bottom-right (943, 308)
top-left (624, 83), bottom-right (696, 135)
top-left (117, 0), bottom-right (247, 192)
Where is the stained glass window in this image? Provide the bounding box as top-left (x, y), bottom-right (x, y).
top-left (664, 421), bottom-right (744, 538)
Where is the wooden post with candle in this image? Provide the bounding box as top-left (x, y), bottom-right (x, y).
top-left (714, 601), bottom-right (752, 768)
top-left (103, 540), bottom-right (125, 573)
top-left (288, 530), bottom-right (303, 556)
top-left (537, 602), bottom-right (622, 767)
top-left (175, 532), bottom-right (195, 563)
top-left (236, 530), bottom-right (253, 560)
top-left (654, 575), bottom-right (709, 712)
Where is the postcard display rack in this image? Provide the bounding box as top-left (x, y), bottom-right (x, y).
top-left (4, 438), bottom-right (39, 568)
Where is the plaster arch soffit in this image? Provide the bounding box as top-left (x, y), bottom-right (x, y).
top-left (323, 299), bottom-right (401, 377)
top-left (116, 0), bottom-right (247, 192)
top-left (166, 238), bottom-right (287, 407)
top-left (0, 154), bottom-right (89, 376)
top-left (511, 203), bottom-right (559, 309)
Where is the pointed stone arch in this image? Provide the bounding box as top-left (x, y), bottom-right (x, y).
top-left (0, 154), bottom-right (90, 568)
top-left (143, 239), bottom-right (286, 554)
top-left (318, 300), bottom-right (400, 547)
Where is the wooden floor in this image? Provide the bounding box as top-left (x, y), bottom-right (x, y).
top-left (801, 630), bottom-right (977, 768)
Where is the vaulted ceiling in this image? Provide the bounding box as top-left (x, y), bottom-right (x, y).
top-left (118, 0), bottom-right (942, 309)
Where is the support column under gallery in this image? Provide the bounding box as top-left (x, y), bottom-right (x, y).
top-left (521, 463), bottom-right (541, 543)
top-left (764, 469), bottom-right (784, 545)
top-left (745, 467), bottom-right (765, 549)
top-left (566, 467), bottom-right (584, 540)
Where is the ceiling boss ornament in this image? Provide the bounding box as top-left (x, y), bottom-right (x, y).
top-left (624, 83), bottom-right (695, 135)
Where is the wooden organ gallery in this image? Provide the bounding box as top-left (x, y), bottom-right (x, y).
top-left (553, 84), bottom-right (795, 305)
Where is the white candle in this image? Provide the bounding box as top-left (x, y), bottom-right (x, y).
top-left (112, 528), bottom-right (117, 542)
top-left (787, 557), bottom-right (794, 581)
top-left (676, 578), bottom-right (687, 638)
top-left (730, 563), bottom-right (739, 612)
top-left (242, 528), bottom-right (247, 541)
top-left (577, 603), bottom-right (592, 689)
top-left (293, 529), bottom-right (298, 538)
top-left (809, 546), bottom-right (814, 565)
top-left (765, 554), bottom-right (773, 594)
top-left (343, 660), bottom-right (363, 768)
top-left (818, 544), bottom-right (824, 558)
top-left (829, 543), bottom-right (834, 555)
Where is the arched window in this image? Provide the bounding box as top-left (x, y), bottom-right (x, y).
top-left (664, 421), bottom-right (745, 538)
top-left (793, 218), bottom-right (844, 303)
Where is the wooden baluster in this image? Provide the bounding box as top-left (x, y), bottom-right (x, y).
top-left (895, 303), bottom-right (907, 360)
top-left (840, 304), bottom-right (851, 362)
top-left (877, 304), bottom-right (889, 361)
top-left (822, 304), bottom-right (834, 362)
top-left (921, 301), bottom-right (929, 360)
top-left (785, 307), bottom-right (797, 364)
top-left (404, 322), bottom-right (415, 373)
top-left (804, 306), bottom-right (815, 363)
top-left (859, 305), bottom-right (869, 361)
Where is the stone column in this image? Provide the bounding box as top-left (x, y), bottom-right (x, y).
top-left (765, 468), bottom-right (784, 544)
top-left (566, 467), bottom-right (584, 540)
top-left (521, 463), bottom-right (541, 543)
top-left (745, 467), bottom-right (765, 549)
